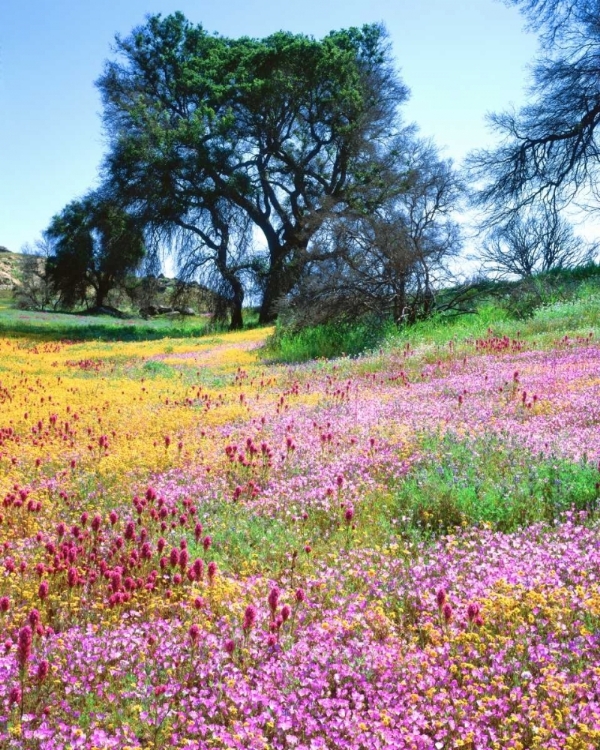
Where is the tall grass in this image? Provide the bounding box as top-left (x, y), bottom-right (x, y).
top-left (266, 318), bottom-right (396, 362)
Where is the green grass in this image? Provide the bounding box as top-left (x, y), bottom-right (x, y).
top-left (266, 266), bottom-right (600, 363)
top-left (390, 432), bottom-right (600, 536)
top-left (0, 294), bottom-right (265, 342)
top-left (266, 318), bottom-right (396, 362)
top-left (0, 311), bottom-right (216, 341)
top-left (191, 504), bottom-right (301, 577)
top-left (382, 294), bottom-right (600, 353)
top-left (141, 360), bottom-right (178, 378)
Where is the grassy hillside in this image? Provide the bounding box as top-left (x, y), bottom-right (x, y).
top-left (268, 263), bottom-right (600, 361)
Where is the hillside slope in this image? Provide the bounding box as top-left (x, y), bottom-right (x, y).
top-left (0, 250), bottom-right (22, 288)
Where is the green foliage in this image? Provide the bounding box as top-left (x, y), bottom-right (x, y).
top-left (266, 265), bottom-right (600, 363)
top-left (45, 195), bottom-right (145, 309)
top-left (495, 263), bottom-right (600, 320)
top-left (392, 433), bottom-right (600, 536)
top-left (98, 13), bottom-right (408, 323)
top-left (267, 318), bottom-right (395, 362)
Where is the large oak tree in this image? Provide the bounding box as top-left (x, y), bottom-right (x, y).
top-left (97, 13), bottom-right (409, 323)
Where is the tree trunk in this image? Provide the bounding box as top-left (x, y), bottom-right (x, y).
top-left (214, 251), bottom-right (245, 331)
top-left (259, 241), bottom-right (308, 324)
top-left (393, 275), bottom-right (407, 324)
top-left (229, 283), bottom-right (244, 331)
top-left (95, 289), bottom-right (107, 309)
top-left (259, 275), bottom-right (282, 324)
top-left (94, 275), bottom-right (112, 309)
top-left (230, 303), bottom-right (243, 330)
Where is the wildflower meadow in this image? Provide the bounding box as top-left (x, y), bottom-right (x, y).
top-left (1, 322), bottom-right (600, 749)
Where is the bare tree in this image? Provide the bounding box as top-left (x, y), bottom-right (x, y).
top-left (136, 197), bottom-right (254, 329)
top-left (479, 204), bottom-right (597, 277)
top-left (14, 239), bottom-right (59, 311)
top-left (280, 139), bottom-right (467, 327)
top-left (469, 0), bottom-right (600, 222)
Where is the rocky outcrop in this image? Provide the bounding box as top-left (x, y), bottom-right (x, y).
top-left (0, 252), bottom-right (20, 288)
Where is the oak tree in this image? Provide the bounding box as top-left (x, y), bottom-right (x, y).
top-left (97, 13), bottom-right (408, 322)
top-left (45, 195), bottom-right (145, 310)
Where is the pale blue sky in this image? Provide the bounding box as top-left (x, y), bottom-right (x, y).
top-left (0, 0), bottom-right (537, 253)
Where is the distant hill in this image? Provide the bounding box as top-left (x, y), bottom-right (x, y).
top-left (0, 250), bottom-right (25, 288)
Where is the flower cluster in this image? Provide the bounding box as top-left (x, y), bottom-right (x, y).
top-left (0, 328), bottom-right (599, 747)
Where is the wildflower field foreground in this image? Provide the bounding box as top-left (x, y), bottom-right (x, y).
top-left (2, 325), bottom-right (600, 749)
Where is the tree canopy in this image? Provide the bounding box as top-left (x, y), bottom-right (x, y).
top-left (97, 13), bottom-right (409, 323)
top-left (45, 195), bottom-right (146, 310)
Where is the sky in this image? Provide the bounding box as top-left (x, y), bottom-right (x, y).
top-left (0, 0), bottom-right (538, 254)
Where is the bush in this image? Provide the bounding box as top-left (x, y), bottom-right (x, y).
top-left (267, 318), bottom-right (394, 362)
top-left (497, 263), bottom-right (600, 319)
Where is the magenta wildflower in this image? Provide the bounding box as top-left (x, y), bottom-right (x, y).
top-left (224, 638), bottom-right (236, 655)
top-left (436, 588), bottom-right (446, 609)
top-left (207, 561), bottom-right (217, 583)
top-left (28, 608), bottom-right (40, 628)
top-left (191, 558), bottom-right (204, 581)
top-left (268, 586), bottom-right (280, 615)
top-left (17, 625), bottom-right (32, 671)
top-left (67, 567), bottom-right (78, 588)
top-left (37, 659), bottom-right (49, 682)
top-left (467, 602), bottom-right (480, 622)
top-left (189, 624), bottom-right (200, 644)
top-left (243, 604), bottom-right (257, 632)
